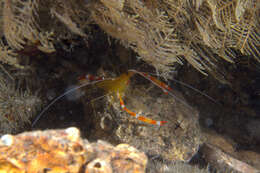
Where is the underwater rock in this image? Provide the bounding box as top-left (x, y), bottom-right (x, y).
top-left (202, 132), bottom-right (260, 173)
top-left (84, 83), bottom-right (202, 162)
top-left (0, 127), bottom-right (147, 173)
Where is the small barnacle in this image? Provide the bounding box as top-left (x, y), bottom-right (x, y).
top-left (86, 159), bottom-right (113, 173)
top-left (0, 134), bottom-right (14, 146)
top-left (65, 127), bottom-right (80, 142)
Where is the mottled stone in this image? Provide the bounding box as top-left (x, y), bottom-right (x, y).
top-left (202, 132), bottom-right (260, 173)
top-left (0, 127), bottom-right (147, 173)
top-left (86, 84), bottom-right (202, 162)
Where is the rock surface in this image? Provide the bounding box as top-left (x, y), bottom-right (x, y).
top-left (0, 127), bottom-right (147, 173)
top-left (85, 82), bottom-right (202, 162)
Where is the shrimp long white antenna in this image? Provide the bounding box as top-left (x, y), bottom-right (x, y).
top-left (31, 79), bottom-right (106, 127)
top-left (169, 78), bottom-right (219, 105)
top-left (128, 69), bottom-right (218, 109)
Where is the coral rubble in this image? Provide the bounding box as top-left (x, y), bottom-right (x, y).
top-left (0, 127), bottom-right (147, 173)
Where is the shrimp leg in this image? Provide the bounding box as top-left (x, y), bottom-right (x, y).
top-left (117, 92), bottom-right (167, 126)
top-left (128, 69), bottom-right (194, 110)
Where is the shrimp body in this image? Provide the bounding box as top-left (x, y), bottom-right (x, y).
top-left (33, 69), bottom-right (213, 127)
top-left (78, 70), bottom-right (168, 126)
top-left (96, 71), bottom-right (134, 96)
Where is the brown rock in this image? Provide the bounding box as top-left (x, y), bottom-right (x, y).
top-left (86, 84), bottom-right (202, 162)
top-left (0, 127), bottom-right (147, 173)
top-left (202, 132), bottom-right (260, 173)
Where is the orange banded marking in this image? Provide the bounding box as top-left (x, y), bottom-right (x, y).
top-left (140, 72), bottom-right (173, 94)
top-left (118, 93), bottom-right (167, 126)
top-left (128, 69), bottom-right (193, 109)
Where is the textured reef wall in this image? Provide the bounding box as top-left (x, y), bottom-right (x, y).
top-left (0, 0), bottom-right (259, 82)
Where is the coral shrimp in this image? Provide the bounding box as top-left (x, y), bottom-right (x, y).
top-left (31, 69), bottom-right (215, 127)
top-left (79, 70), bottom-right (169, 126)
